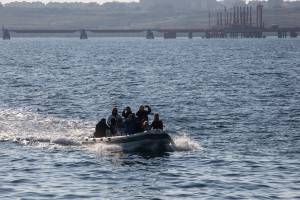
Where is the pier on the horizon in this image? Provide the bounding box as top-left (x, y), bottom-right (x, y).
top-left (2, 4), bottom-right (299, 40)
top-left (2, 26), bottom-right (299, 40)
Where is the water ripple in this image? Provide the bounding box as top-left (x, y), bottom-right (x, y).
top-left (0, 38), bottom-right (299, 199)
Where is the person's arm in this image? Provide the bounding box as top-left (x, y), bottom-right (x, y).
top-left (122, 110), bottom-right (125, 118)
top-left (107, 116), bottom-right (112, 126)
top-left (136, 111), bottom-right (141, 119)
top-left (124, 121), bottom-right (128, 134)
top-left (150, 121), bottom-right (154, 129)
top-left (160, 121), bottom-right (164, 130)
top-left (145, 105), bottom-right (151, 114)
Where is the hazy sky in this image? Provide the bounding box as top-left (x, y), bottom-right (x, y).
top-left (0, 0), bottom-right (138, 4)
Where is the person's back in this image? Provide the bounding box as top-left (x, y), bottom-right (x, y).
top-left (136, 105), bottom-right (151, 122)
top-left (107, 107), bottom-right (122, 127)
top-left (122, 106), bottom-right (133, 119)
top-left (109, 118), bottom-right (118, 136)
top-left (136, 105), bottom-right (151, 131)
top-left (94, 119), bottom-right (109, 138)
top-left (151, 113), bottom-right (163, 130)
top-left (124, 114), bottom-right (137, 135)
top-left (151, 120), bottom-right (163, 130)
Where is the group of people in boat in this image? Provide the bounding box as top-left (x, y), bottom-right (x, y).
top-left (94, 105), bottom-right (164, 138)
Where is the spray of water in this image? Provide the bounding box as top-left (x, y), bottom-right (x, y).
top-left (94, 143), bottom-right (123, 155)
top-left (0, 107), bottom-right (93, 146)
top-left (173, 133), bottom-right (202, 151)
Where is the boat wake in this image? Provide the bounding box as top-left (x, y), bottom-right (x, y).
top-left (0, 107), bottom-right (92, 147)
top-left (0, 107), bottom-right (201, 153)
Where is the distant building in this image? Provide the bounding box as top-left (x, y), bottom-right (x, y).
top-left (139, 0), bottom-right (219, 11)
top-left (139, 0), bottom-right (188, 11)
top-left (221, 0), bottom-right (246, 7)
top-left (248, 0), bottom-right (267, 8)
top-left (101, 2), bottom-right (140, 11)
top-left (197, 0), bottom-right (220, 10)
top-left (46, 2), bottom-right (100, 9)
top-left (5, 1), bottom-right (45, 8)
top-left (267, 0), bottom-right (283, 8)
top-left (284, 1), bottom-right (300, 9)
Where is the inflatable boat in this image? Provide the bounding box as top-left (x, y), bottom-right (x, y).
top-left (82, 129), bottom-right (174, 152)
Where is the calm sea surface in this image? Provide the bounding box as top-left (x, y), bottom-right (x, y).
top-left (0, 38), bottom-right (299, 199)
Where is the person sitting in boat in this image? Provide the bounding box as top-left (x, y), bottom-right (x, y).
top-left (107, 107), bottom-right (123, 128)
top-left (136, 105), bottom-right (151, 122)
top-left (109, 118), bottom-right (118, 136)
top-left (136, 105), bottom-right (151, 131)
top-left (124, 113), bottom-right (138, 135)
top-left (94, 118), bottom-right (109, 138)
top-left (151, 113), bottom-right (163, 130)
top-left (122, 106), bottom-right (133, 119)
top-left (141, 120), bottom-right (151, 131)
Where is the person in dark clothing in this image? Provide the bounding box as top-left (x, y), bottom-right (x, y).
top-left (109, 118), bottom-right (118, 136)
top-left (136, 105), bottom-right (151, 131)
top-left (94, 118), bottom-right (109, 138)
top-left (124, 114), bottom-right (138, 135)
top-left (122, 106), bottom-right (133, 119)
top-left (107, 107), bottom-right (122, 128)
top-left (136, 105), bottom-right (151, 122)
top-left (151, 113), bottom-right (163, 130)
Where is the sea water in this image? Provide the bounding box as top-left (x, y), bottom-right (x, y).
top-left (0, 37), bottom-right (299, 199)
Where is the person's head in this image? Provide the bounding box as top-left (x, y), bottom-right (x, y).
top-left (125, 106), bottom-right (132, 113)
top-left (112, 107), bottom-right (118, 116)
top-left (154, 113), bottom-right (159, 121)
top-left (139, 105), bottom-right (144, 112)
top-left (100, 118), bottom-right (106, 123)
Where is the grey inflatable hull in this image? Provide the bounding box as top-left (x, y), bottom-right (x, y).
top-left (83, 130), bottom-right (174, 152)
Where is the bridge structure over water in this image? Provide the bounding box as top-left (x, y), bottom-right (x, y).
top-left (2, 26), bottom-right (300, 40)
top-left (2, 4), bottom-right (300, 40)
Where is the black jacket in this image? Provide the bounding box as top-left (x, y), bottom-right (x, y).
top-left (94, 120), bottom-right (109, 138)
top-left (136, 106), bottom-right (151, 122)
top-left (122, 110), bottom-right (132, 119)
top-left (151, 120), bottom-right (163, 130)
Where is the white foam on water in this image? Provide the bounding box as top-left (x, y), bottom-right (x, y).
top-left (52, 137), bottom-right (81, 146)
top-left (89, 143), bottom-right (123, 159)
top-left (0, 107), bottom-right (201, 154)
top-left (0, 107), bottom-right (94, 147)
top-left (173, 133), bottom-right (202, 151)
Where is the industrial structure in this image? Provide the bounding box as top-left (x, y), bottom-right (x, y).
top-left (205, 4), bottom-right (299, 38)
top-left (210, 4), bottom-right (264, 38)
top-left (1, 4), bottom-right (299, 40)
